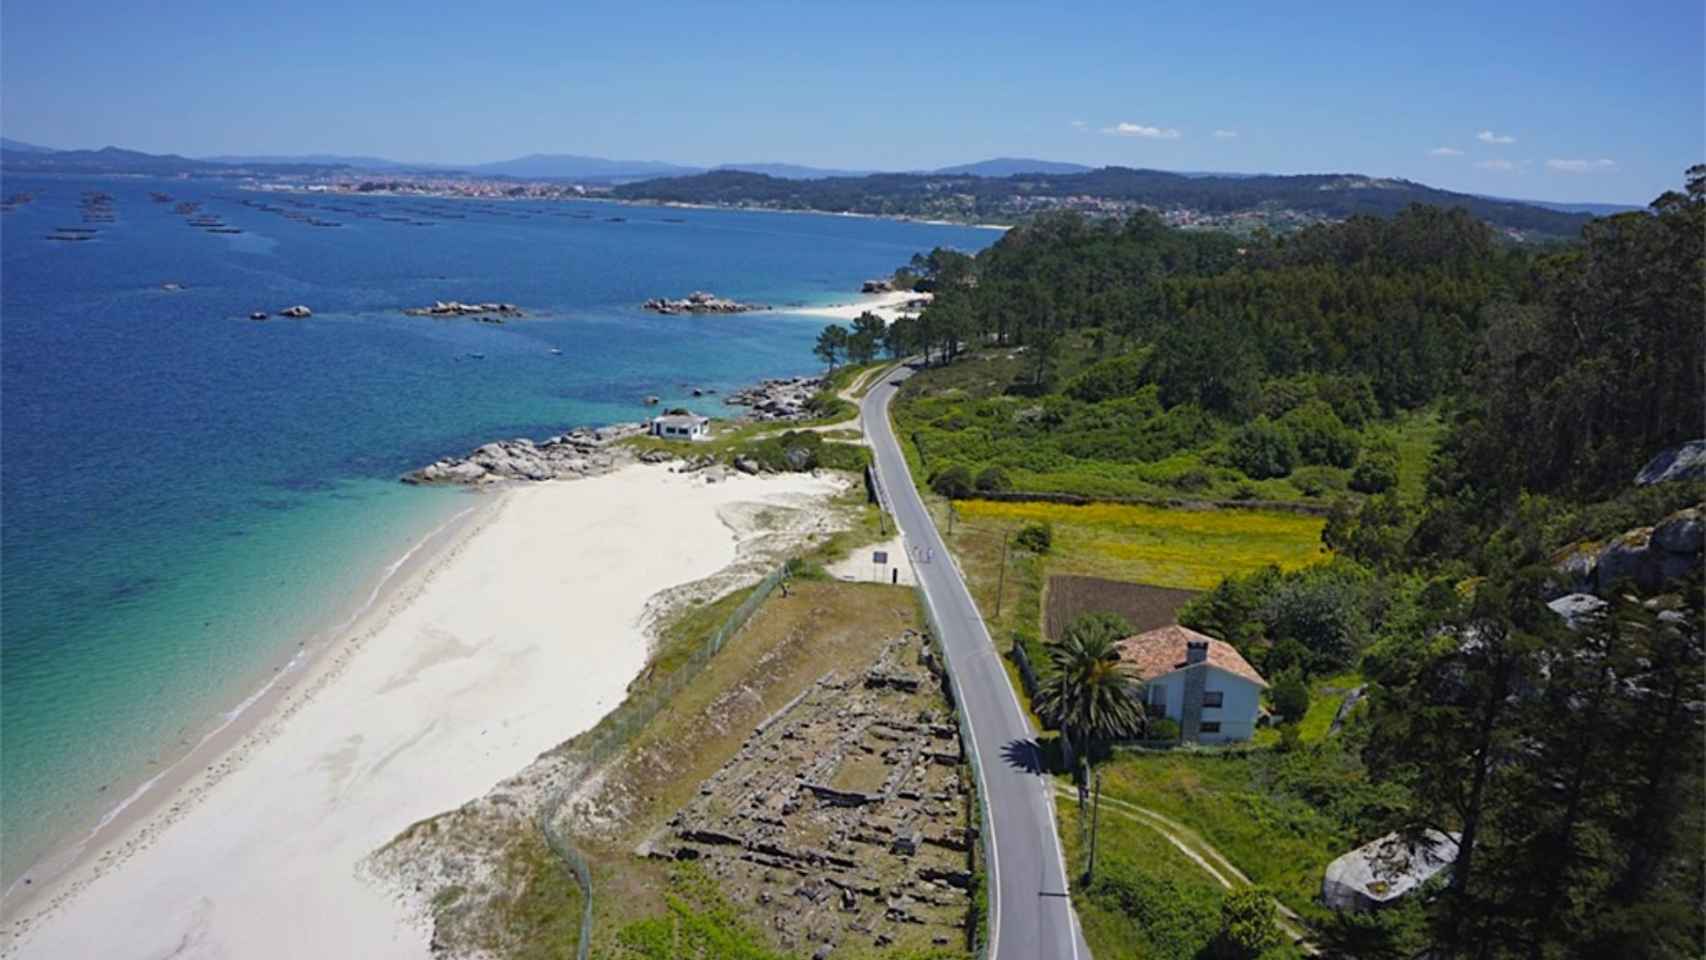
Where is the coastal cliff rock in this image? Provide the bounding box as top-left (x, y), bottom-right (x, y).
top-left (643, 291), bottom-right (768, 315)
top-left (723, 376), bottom-right (823, 421)
top-left (403, 423), bottom-right (647, 485)
top-left (1635, 440), bottom-right (1706, 485)
top-left (402, 300), bottom-right (523, 322)
top-left (1547, 505), bottom-right (1704, 596)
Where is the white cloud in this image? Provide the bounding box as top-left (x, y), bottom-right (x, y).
top-left (1475, 158), bottom-right (1518, 171)
top-left (1213, 129), bottom-right (1238, 139)
top-left (1429, 146), bottom-right (1464, 156)
top-left (1477, 129), bottom-right (1516, 144)
top-left (1101, 122), bottom-right (1182, 139)
top-left (1070, 119), bottom-right (1088, 130)
top-left (1546, 158), bottom-right (1616, 174)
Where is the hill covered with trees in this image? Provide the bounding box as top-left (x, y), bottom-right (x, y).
top-left (849, 167), bottom-right (1705, 958)
top-left (610, 166), bottom-right (1592, 238)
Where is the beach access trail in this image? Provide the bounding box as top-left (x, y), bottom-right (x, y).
top-left (8, 466), bottom-right (839, 959)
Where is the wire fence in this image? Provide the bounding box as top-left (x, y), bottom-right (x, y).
top-left (914, 580), bottom-right (993, 960)
top-left (536, 559), bottom-right (793, 960)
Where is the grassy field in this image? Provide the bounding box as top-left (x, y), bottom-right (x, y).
top-left (957, 500), bottom-right (1327, 591)
top-left (1088, 750), bottom-right (1357, 925)
top-left (926, 495), bottom-right (1327, 720)
top-left (1295, 671), bottom-right (1366, 744)
top-left (1058, 794), bottom-right (1228, 959)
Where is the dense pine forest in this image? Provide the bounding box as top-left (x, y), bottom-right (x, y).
top-left (842, 168), bottom-right (1705, 958)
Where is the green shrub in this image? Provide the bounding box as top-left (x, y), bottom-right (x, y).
top-left (1148, 717), bottom-right (1182, 742)
top-left (1214, 887), bottom-right (1285, 959)
top-left (1349, 452), bottom-right (1399, 494)
top-left (1231, 482), bottom-right (1261, 501)
top-left (1088, 861), bottom-right (1222, 960)
top-left (1065, 352), bottom-right (1150, 403)
top-left (1277, 722), bottom-right (1302, 753)
top-left (1261, 637), bottom-right (1307, 677)
top-left (1015, 522), bottom-right (1054, 554)
top-left (1271, 669), bottom-right (1311, 725)
top-left (728, 431), bottom-right (870, 474)
top-left (1290, 465), bottom-right (1347, 499)
top-left (975, 465), bottom-right (1013, 493)
top-left (1172, 467), bottom-right (1214, 492)
top-left (1283, 401), bottom-right (1360, 468)
top-left (929, 463), bottom-right (975, 498)
top-left (1230, 418), bottom-right (1298, 480)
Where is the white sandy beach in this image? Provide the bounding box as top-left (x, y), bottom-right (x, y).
top-left (8, 464), bottom-right (840, 959)
top-left (786, 289), bottom-right (931, 323)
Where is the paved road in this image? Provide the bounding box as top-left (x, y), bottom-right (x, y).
top-left (862, 363), bottom-right (1089, 960)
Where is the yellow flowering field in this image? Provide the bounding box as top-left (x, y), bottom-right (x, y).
top-left (956, 499), bottom-right (1328, 590)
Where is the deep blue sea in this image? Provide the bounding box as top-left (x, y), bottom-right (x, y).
top-left (0, 175), bottom-right (997, 886)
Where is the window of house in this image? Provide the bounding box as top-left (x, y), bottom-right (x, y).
top-left (1202, 691), bottom-right (1224, 708)
top-left (1200, 721), bottom-right (1221, 734)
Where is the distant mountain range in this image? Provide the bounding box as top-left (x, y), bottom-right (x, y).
top-left (0, 140), bottom-right (1641, 230)
top-left (0, 137), bottom-right (56, 154)
top-left (0, 145), bottom-right (341, 177)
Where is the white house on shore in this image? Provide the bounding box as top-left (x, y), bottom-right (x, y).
top-left (650, 413), bottom-right (710, 441)
top-left (1115, 625), bottom-right (1267, 743)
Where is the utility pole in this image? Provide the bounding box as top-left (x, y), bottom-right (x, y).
top-left (1085, 769), bottom-right (1103, 885)
top-left (994, 531), bottom-right (1011, 617)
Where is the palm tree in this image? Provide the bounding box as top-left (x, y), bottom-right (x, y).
top-left (1035, 614), bottom-right (1145, 884)
top-left (1034, 613), bottom-right (1146, 786)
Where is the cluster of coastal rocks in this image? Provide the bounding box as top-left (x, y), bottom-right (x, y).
top-left (402, 300), bottom-right (524, 322)
top-left (724, 376), bottom-right (824, 420)
top-left (402, 373), bottom-right (831, 486)
top-left (248, 305), bottom-right (313, 320)
top-left (403, 423), bottom-right (647, 485)
top-left (643, 291), bottom-right (769, 315)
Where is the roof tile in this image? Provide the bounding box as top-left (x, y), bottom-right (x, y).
top-left (1114, 624), bottom-right (1268, 688)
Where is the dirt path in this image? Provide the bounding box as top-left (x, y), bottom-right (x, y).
top-left (755, 361), bottom-right (899, 441)
top-left (1055, 784), bottom-right (1318, 952)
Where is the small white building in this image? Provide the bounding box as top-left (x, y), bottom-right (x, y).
top-left (1115, 625), bottom-right (1267, 743)
top-left (650, 413), bottom-right (710, 441)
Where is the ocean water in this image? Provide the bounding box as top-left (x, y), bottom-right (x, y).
top-left (0, 176), bottom-right (997, 887)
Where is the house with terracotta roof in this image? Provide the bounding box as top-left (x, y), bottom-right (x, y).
top-left (1115, 625), bottom-right (1268, 744)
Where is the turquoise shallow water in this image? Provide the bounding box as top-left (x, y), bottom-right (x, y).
top-left (0, 177), bottom-right (997, 886)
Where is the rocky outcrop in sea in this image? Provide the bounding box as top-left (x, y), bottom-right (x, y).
top-left (722, 376), bottom-right (823, 420)
top-left (403, 423), bottom-right (647, 485)
top-left (402, 300), bottom-right (524, 322)
top-left (403, 373), bottom-right (830, 486)
top-left (642, 291), bottom-right (768, 315)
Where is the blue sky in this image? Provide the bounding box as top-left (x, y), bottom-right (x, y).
top-left (2, 0), bottom-right (1699, 203)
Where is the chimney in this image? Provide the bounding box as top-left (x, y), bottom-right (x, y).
top-left (1185, 640), bottom-right (1209, 665)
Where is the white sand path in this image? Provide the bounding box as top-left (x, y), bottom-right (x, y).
top-left (11, 465), bottom-right (839, 959)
